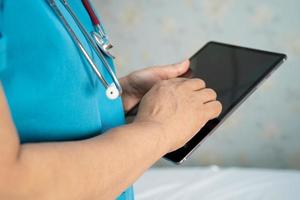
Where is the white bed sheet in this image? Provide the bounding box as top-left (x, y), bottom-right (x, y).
top-left (134, 167), bottom-right (300, 200)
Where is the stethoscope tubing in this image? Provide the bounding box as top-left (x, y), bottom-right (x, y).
top-left (48, 0), bottom-right (109, 87)
top-left (60, 0), bottom-right (122, 93)
top-left (81, 0), bottom-right (104, 33)
top-left (81, 0), bottom-right (107, 40)
top-left (48, 0), bottom-right (122, 97)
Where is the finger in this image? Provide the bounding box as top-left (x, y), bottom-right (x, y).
top-left (155, 60), bottom-right (190, 79)
top-left (203, 101), bottom-right (222, 120)
top-left (195, 88), bottom-right (217, 103)
top-left (182, 78), bottom-right (206, 91)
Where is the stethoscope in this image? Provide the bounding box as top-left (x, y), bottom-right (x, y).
top-left (47, 0), bottom-right (122, 100)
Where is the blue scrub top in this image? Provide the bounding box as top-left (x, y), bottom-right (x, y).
top-left (0, 1), bottom-right (134, 199)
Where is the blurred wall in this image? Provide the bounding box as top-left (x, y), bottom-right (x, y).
top-left (92, 0), bottom-right (300, 169)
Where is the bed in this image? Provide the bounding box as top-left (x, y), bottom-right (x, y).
top-left (134, 166), bottom-right (300, 200)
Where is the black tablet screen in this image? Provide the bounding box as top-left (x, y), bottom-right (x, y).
top-left (164, 41), bottom-right (286, 163)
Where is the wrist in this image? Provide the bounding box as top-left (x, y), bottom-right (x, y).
top-left (132, 120), bottom-right (171, 155)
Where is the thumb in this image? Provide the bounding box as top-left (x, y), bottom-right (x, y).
top-left (159, 60), bottom-right (190, 79)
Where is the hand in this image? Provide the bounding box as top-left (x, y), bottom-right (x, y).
top-left (134, 78), bottom-right (222, 153)
top-left (120, 60), bottom-right (190, 113)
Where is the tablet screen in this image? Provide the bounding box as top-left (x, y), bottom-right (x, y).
top-left (164, 41), bottom-right (287, 163)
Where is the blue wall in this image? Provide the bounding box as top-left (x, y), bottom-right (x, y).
top-left (93, 0), bottom-right (300, 169)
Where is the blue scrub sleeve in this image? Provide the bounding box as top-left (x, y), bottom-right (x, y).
top-left (0, 36), bottom-right (6, 76)
top-left (0, 0), bottom-right (6, 76)
top-left (0, 0), bottom-right (3, 33)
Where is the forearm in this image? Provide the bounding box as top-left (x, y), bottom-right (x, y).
top-left (2, 122), bottom-right (167, 200)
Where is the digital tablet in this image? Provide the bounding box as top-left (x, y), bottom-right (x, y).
top-left (164, 41), bottom-right (287, 164)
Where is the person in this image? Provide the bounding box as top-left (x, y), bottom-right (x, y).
top-left (0, 1), bottom-right (222, 199)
